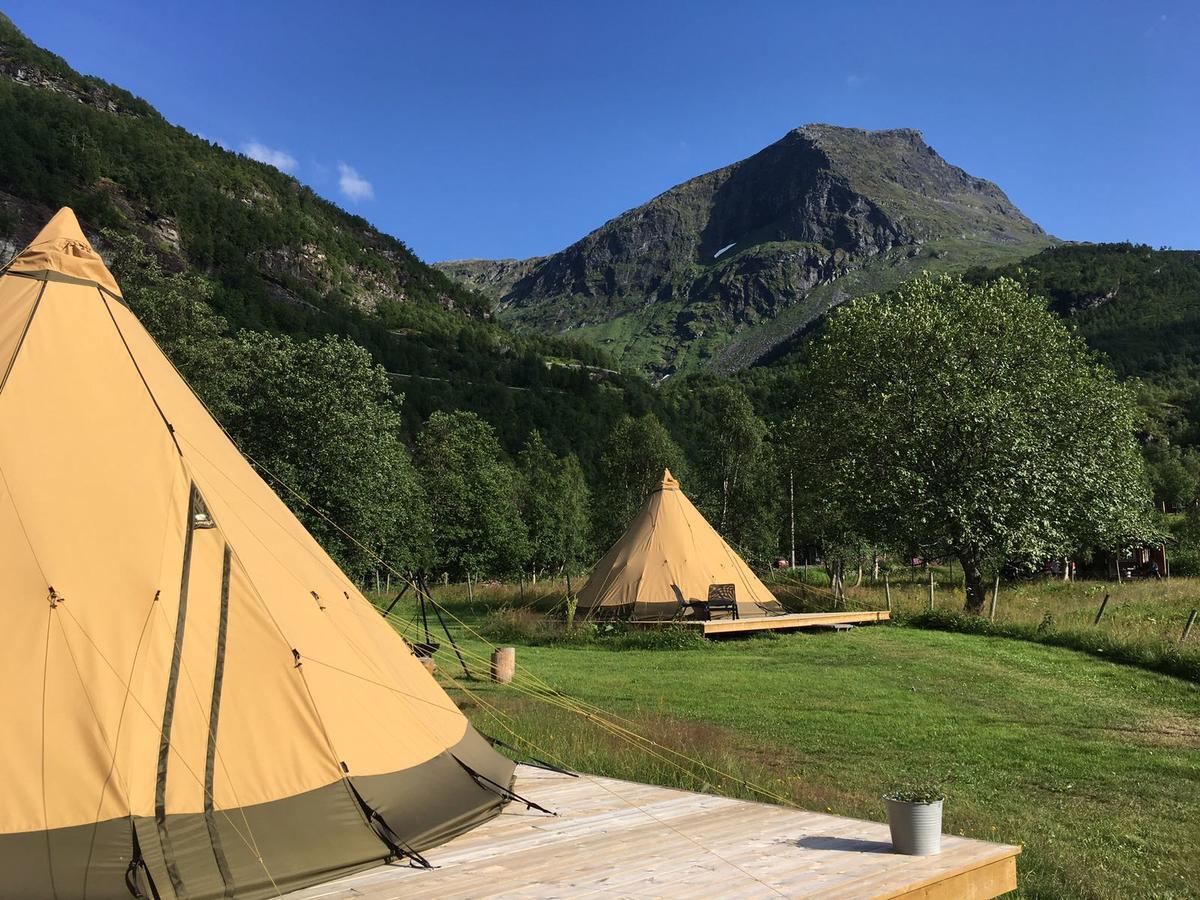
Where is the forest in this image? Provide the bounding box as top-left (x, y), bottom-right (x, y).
top-left (112, 227), bottom-right (1172, 603)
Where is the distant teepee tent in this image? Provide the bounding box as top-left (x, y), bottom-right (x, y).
top-left (578, 469), bottom-right (783, 620)
top-left (0, 209), bottom-right (515, 899)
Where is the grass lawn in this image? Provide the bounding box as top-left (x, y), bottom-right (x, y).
top-left (769, 570), bottom-right (1200, 681)
top-left (378, 587), bottom-right (1199, 899)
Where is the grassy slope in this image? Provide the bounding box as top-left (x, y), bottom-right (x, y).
top-left (381, 586), bottom-right (1199, 899)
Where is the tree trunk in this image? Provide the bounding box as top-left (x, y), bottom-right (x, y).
top-left (959, 549), bottom-right (987, 614)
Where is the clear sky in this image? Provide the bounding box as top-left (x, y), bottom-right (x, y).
top-left (6, 1), bottom-right (1197, 261)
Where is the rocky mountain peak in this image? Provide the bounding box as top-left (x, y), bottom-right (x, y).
top-left (436, 124), bottom-right (1050, 376)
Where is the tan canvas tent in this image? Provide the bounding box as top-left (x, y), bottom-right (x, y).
top-left (0, 210), bottom-right (515, 899)
top-left (577, 470), bottom-right (784, 620)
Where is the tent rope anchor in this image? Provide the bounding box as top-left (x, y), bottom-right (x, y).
top-left (454, 757), bottom-right (556, 816)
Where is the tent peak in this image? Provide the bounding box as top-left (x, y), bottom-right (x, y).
top-left (659, 469), bottom-right (679, 491)
top-left (5, 207), bottom-right (121, 295)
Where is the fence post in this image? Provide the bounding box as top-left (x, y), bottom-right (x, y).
top-left (927, 569), bottom-right (934, 612)
top-left (884, 573), bottom-right (893, 613)
top-left (1182, 609), bottom-right (1198, 644)
top-left (1093, 593), bottom-right (1110, 625)
top-left (989, 573), bottom-right (1000, 622)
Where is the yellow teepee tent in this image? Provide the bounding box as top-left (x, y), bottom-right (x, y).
top-left (0, 210), bottom-right (515, 899)
top-left (577, 469), bottom-right (783, 621)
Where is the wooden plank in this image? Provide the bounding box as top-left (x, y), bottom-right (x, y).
top-left (284, 766), bottom-right (1018, 900)
top-left (891, 854), bottom-right (1018, 899)
top-left (626, 610), bottom-right (892, 634)
top-left (699, 611), bottom-right (891, 635)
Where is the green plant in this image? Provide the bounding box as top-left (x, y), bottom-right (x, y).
top-left (884, 787), bottom-right (945, 805)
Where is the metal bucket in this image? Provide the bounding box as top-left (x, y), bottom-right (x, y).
top-left (885, 798), bottom-right (943, 855)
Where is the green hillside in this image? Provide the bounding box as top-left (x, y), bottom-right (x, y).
top-left (0, 13), bottom-right (658, 465)
top-left (968, 242), bottom-right (1200, 383)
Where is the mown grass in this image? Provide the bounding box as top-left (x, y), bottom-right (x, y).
top-left (376, 583), bottom-right (1200, 899)
top-left (783, 571), bottom-right (1200, 683)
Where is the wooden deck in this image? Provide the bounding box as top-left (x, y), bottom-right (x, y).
top-left (286, 766), bottom-right (1018, 899)
top-left (632, 610), bottom-right (892, 636)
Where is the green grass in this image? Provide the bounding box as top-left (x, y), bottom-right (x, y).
top-left (377, 583), bottom-right (1200, 899)
top-left (787, 571), bottom-right (1200, 682)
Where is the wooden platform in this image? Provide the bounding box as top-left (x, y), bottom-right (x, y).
top-left (286, 766), bottom-right (1018, 899)
top-left (632, 610), bottom-right (892, 636)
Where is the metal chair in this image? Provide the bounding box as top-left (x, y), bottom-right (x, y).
top-left (707, 583), bottom-right (738, 619)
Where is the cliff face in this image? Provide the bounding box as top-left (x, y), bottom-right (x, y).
top-left (439, 125), bottom-right (1051, 375)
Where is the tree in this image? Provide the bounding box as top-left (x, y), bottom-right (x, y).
top-left (415, 410), bottom-right (528, 579)
top-left (789, 275), bottom-right (1154, 613)
top-left (103, 228), bottom-right (245, 423)
top-left (593, 413), bottom-right (687, 547)
top-left (1144, 442), bottom-right (1200, 510)
top-left (517, 431), bottom-right (592, 578)
top-left (557, 453), bottom-right (593, 570)
top-left (226, 333), bottom-right (431, 580)
top-left (683, 383), bottom-right (781, 560)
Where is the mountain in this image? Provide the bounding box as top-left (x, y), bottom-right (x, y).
top-left (437, 125), bottom-right (1053, 376)
top-left (0, 13), bottom-right (660, 465)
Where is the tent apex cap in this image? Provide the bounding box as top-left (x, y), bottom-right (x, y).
top-left (35, 207), bottom-right (89, 246)
top-left (5, 207), bottom-right (121, 295)
top-left (659, 469), bottom-right (679, 491)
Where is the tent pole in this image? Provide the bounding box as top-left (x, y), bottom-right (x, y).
top-left (417, 580), bottom-right (433, 646)
top-left (383, 580), bottom-right (411, 616)
top-left (420, 572), bottom-right (472, 679)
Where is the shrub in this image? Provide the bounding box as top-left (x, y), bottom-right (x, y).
top-left (478, 608), bottom-right (708, 651)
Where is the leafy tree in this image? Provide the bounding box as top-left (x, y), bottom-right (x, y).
top-left (226, 333), bottom-right (430, 579)
top-left (789, 275), bottom-right (1154, 613)
top-left (1144, 442), bottom-right (1200, 510)
top-left (415, 410), bottom-right (528, 579)
top-left (517, 431), bottom-right (592, 577)
top-left (104, 228), bottom-right (246, 423)
top-left (684, 383), bottom-right (780, 559)
top-left (593, 413), bottom-right (687, 547)
top-left (558, 453), bottom-right (593, 570)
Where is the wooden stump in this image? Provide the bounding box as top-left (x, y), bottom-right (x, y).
top-left (491, 647), bottom-right (515, 684)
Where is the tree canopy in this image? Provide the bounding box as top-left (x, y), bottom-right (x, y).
top-left (227, 333), bottom-right (431, 579)
top-left (517, 430), bottom-right (592, 577)
top-left (788, 275), bottom-right (1154, 611)
top-left (415, 410), bottom-right (529, 579)
top-left (593, 413), bottom-right (688, 548)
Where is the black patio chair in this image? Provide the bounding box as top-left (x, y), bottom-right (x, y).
top-left (706, 583), bottom-right (738, 619)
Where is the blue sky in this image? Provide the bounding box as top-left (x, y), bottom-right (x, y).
top-left (7, 1), bottom-right (1198, 261)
